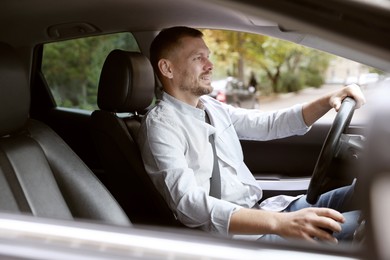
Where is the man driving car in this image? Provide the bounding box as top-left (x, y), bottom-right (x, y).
top-left (138, 26), bottom-right (366, 243)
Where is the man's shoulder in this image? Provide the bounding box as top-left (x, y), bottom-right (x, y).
top-left (144, 100), bottom-right (178, 126)
top-left (147, 99), bottom-right (174, 114)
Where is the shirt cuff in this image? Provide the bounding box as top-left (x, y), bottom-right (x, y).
top-left (290, 103), bottom-right (311, 135)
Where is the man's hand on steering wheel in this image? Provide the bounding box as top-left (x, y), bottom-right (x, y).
top-left (329, 84), bottom-right (366, 112)
top-left (306, 84), bottom-right (366, 204)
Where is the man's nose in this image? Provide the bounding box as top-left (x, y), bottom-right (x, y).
top-left (205, 58), bottom-right (213, 71)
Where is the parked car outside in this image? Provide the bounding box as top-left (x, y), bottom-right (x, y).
top-left (210, 77), bottom-right (253, 107)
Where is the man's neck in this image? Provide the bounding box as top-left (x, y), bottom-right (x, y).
top-left (164, 89), bottom-right (200, 107)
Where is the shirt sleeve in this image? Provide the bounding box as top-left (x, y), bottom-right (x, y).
top-left (138, 112), bottom-right (241, 236)
top-left (224, 102), bottom-right (310, 140)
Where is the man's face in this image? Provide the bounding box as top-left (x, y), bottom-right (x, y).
top-left (170, 36), bottom-right (213, 97)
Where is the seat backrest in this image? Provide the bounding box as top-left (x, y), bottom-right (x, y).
top-left (0, 42), bottom-right (131, 226)
top-left (91, 50), bottom-right (181, 226)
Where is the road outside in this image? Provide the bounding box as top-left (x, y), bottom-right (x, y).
top-left (239, 83), bottom-right (380, 123)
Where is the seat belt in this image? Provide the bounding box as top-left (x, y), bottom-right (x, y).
top-left (205, 112), bottom-right (221, 199)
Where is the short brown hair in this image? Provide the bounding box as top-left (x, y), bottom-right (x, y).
top-left (150, 26), bottom-right (203, 79)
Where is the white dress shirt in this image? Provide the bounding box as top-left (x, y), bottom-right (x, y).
top-left (138, 92), bottom-right (310, 237)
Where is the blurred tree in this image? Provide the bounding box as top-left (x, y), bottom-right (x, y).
top-left (202, 29), bottom-right (331, 94)
top-left (202, 30), bottom-right (239, 80)
top-left (42, 33), bottom-right (139, 109)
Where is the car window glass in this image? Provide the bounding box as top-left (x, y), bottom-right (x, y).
top-left (202, 29), bottom-right (386, 123)
top-left (42, 32), bottom-right (140, 110)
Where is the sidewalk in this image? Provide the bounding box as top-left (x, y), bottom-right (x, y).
top-left (243, 83), bottom-right (373, 123)
top-left (256, 84), bottom-right (343, 111)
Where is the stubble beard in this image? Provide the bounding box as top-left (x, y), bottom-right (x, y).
top-left (180, 72), bottom-right (213, 97)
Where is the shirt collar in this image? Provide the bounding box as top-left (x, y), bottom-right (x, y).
top-left (161, 92), bottom-right (206, 121)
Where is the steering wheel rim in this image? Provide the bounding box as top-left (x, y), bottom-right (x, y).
top-left (306, 97), bottom-right (357, 205)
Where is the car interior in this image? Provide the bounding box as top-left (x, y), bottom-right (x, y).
top-left (0, 42), bottom-right (130, 227)
top-left (0, 0), bottom-right (371, 223)
top-left (1, 0), bottom-right (390, 258)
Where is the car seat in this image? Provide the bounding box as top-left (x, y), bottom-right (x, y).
top-left (91, 50), bottom-right (181, 227)
top-left (0, 42), bottom-right (131, 226)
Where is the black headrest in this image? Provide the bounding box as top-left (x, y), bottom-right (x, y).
top-left (0, 42), bottom-right (30, 136)
top-left (97, 50), bottom-right (155, 113)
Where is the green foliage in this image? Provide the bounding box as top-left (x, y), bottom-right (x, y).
top-left (42, 33), bottom-right (139, 110)
top-left (278, 72), bottom-right (304, 93)
top-left (303, 69), bottom-right (325, 88)
top-left (202, 29), bottom-right (332, 94)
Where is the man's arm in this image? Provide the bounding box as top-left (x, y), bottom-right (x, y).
top-left (302, 84), bottom-right (366, 126)
top-left (229, 207), bottom-right (344, 243)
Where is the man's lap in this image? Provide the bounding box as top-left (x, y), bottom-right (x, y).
top-left (286, 183), bottom-right (356, 213)
top-left (259, 183), bottom-right (360, 242)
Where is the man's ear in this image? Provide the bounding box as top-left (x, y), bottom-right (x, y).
top-left (158, 59), bottom-right (174, 79)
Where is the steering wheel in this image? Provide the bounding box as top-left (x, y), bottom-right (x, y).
top-left (306, 97), bottom-right (357, 204)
